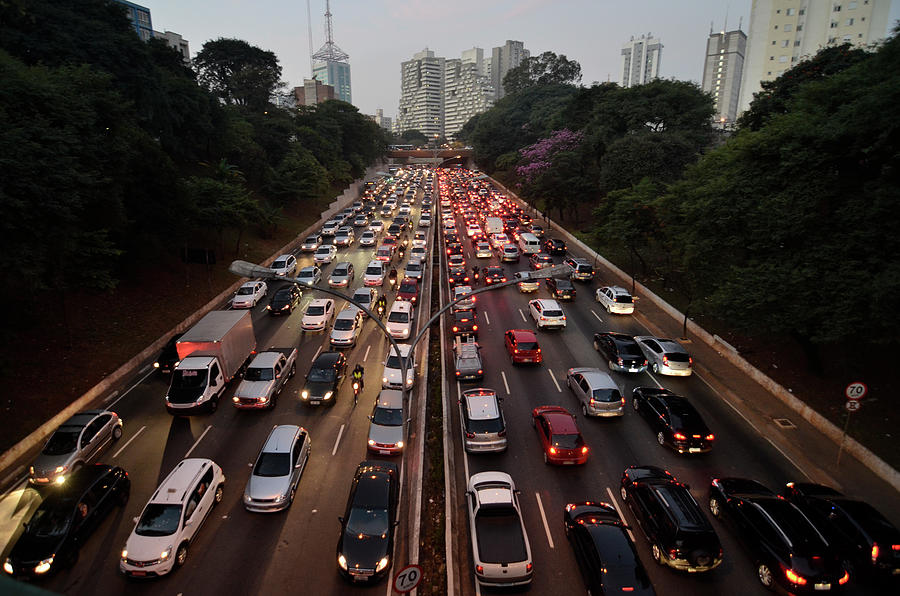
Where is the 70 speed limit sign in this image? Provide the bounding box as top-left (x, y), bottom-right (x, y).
top-left (845, 382), bottom-right (867, 401)
top-left (393, 564), bottom-right (422, 593)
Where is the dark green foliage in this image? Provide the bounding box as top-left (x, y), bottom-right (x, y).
top-left (194, 38), bottom-right (283, 109)
top-left (502, 51), bottom-right (582, 95)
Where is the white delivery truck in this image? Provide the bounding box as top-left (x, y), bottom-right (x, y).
top-left (484, 217), bottom-right (504, 235)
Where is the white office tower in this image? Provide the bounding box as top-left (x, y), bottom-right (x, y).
top-left (444, 48), bottom-right (495, 138)
top-left (491, 40), bottom-right (530, 99)
top-left (621, 33), bottom-right (663, 88)
top-left (398, 49), bottom-right (446, 138)
top-left (739, 0), bottom-right (891, 114)
top-left (702, 27), bottom-right (747, 126)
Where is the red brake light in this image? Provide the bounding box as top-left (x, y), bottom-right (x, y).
top-left (839, 570), bottom-right (850, 585)
top-left (473, 325), bottom-right (478, 330)
top-left (455, 371), bottom-right (460, 376)
top-left (525, 562), bottom-right (533, 572)
top-left (475, 565), bottom-right (484, 575)
top-left (706, 434), bottom-right (715, 441)
top-left (871, 544), bottom-right (880, 561)
top-left (465, 432), bottom-right (475, 438)
top-left (673, 432), bottom-right (687, 441)
top-left (785, 569), bottom-right (807, 585)
top-left (581, 446), bottom-right (589, 454)
top-left (452, 326), bottom-right (458, 332)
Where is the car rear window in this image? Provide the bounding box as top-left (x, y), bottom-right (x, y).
top-left (543, 309), bottom-right (563, 317)
top-left (517, 341), bottom-right (538, 350)
top-left (551, 434), bottom-right (580, 449)
top-left (666, 352), bottom-right (691, 362)
top-left (592, 388), bottom-right (622, 403)
top-left (615, 295), bottom-right (633, 303)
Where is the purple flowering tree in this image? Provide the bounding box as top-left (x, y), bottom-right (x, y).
top-left (514, 129), bottom-right (588, 219)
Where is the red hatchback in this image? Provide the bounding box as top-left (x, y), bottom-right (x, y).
top-left (531, 405), bottom-right (589, 465)
top-left (505, 329), bottom-right (542, 364)
top-left (397, 277), bottom-right (419, 305)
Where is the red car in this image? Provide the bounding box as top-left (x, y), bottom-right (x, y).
top-left (531, 405), bottom-right (589, 465)
top-left (396, 277), bottom-right (419, 305)
top-left (505, 329), bottom-right (542, 364)
top-left (375, 243), bottom-right (394, 262)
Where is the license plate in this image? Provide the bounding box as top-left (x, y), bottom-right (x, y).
top-left (521, 358), bottom-right (532, 363)
top-left (131, 571), bottom-right (147, 577)
top-left (814, 584), bottom-right (831, 591)
top-left (563, 461), bottom-right (575, 465)
top-left (379, 450), bottom-right (391, 455)
top-left (689, 448), bottom-right (702, 453)
top-left (309, 400), bottom-right (321, 405)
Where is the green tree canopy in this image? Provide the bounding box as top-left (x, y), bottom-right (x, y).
top-left (502, 51), bottom-right (582, 95)
top-left (194, 38), bottom-right (283, 109)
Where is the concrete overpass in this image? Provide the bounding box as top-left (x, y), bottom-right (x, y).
top-left (385, 149), bottom-right (473, 168)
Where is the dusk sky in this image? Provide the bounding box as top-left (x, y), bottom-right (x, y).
top-left (144, 0), bottom-right (899, 119)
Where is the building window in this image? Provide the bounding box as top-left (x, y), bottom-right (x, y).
top-left (770, 56), bottom-right (775, 60)
top-left (795, 40), bottom-right (801, 46)
top-left (844, 35), bottom-right (853, 41)
top-left (797, 24), bottom-right (803, 31)
top-left (779, 55), bottom-right (788, 62)
top-left (828, 36), bottom-right (837, 43)
top-left (833, 4), bottom-right (841, 11)
top-left (774, 25), bottom-right (779, 29)
top-left (784, 24), bottom-right (793, 31)
top-left (830, 21), bottom-right (838, 28)
top-left (787, 7), bottom-right (796, 15)
top-left (846, 18), bottom-right (854, 25)
top-left (772, 40), bottom-right (777, 45)
top-left (848, 1), bottom-right (858, 8)
top-left (782, 40), bottom-right (790, 47)
top-left (800, 8), bottom-right (806, 15)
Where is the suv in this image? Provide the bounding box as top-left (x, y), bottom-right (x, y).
top-left (593, 332), bottom-right (648, 373)
top-left (505, 329), bottom-right (542, 365)
top-left (459, 388), bottom-right (507, 452)
top-left (121, 458), bottom-right (226, 577)
top-left (620, 465), bottom-right (722, 573)
top-left (453, 338), bottom-right (484, 381)
top-left (529, 299), bottom-right (566, 330)
top-left (565, 257), bottom-right (595, 282)
top-left (270, 254), bottom-right (297, 277)
top-left (451, 308), bottom-right (478, 337)
top-left (566, 367), bottom-right (624, 417)
top-left (596, 286), bottom-right (635, 315)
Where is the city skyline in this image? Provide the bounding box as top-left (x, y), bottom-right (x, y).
top-left (143, 0), bottom-right (899, 119)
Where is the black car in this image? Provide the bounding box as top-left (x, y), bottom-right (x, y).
top-left (446, 242), bottom-right (464, 257)
top-left (482, 266), bottom-right (506, 285)
top-left (153, 333), bottom-right (183, 373)
top-left (4, 465), bottom-right (130, 579)
top-left (631, 387), bottom-right (715, 454)
top-left (564, 501), bottom-right (656, 595)
top-left (450, 309), bottom-right (478, 338)
top-left (709, 478), bottom-right (849, 592)
top-left (542, 237), bottom-right (567, 255)
top-left (337, 461), bottom-right (399, 584)
top-left (545, 277), bottom-right (576, 300)
top-left (448, 266), bottom-right (469, 287)
top-left (267, 284), bottom-right (302, 316)
top-left (782, 482), bottom-right (900, 582)
top-left (621, 465), bottom-right (722, 572)
top-left (593, 332), bottom-right (648, 373)
top-left (300, 351), bottom-right (347, 406)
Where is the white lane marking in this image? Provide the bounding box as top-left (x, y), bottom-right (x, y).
top-left (108, 368), bottom-right (156, 409)
top-left (363, 345), bottom-right (371, 362)
top-left (501, 371), bottom-right (511, 395)
top-left (139, 364), bottom-right (152, 374)
top-left (103, 390), bottom-right (119, 404)
top-left (591, 310), bottom-right (603, 322)
top-left (645, 370), bottom-right (664, 389)
top-left (606, 486), bottom-right (635, 541)
top-left (548, 369), bottom-right (562, 393)
top-left (112, 425), bottom-right (146, 459)
top-left (313, 345), bottom-right (322, 362)
top-left (518, 308), bottom-right (527, 322)
top-left (535, 492), bottom-right (555, 548)
top-left (0, 470), bottom-right (26, 501)
top-left (332, 424), bottom-right (345, 456)
top-left (483, 311), bottom-right (490, 325)
top-left (184, 425), bottom-right (212, 458)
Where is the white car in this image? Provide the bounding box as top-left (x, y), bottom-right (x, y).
top-left (382, 344), bottom-right (415, 390)
top-left (359, 229), bottom-right (377, 246)
top-left (452, 285), bottom-right (475, 311)
top-left (313, 245), bottom-right (337, 264)
top-left (120, 459), bottom-right (225, 577)
top-left (595, 286), bottom-right (635, 315)
top-left (328, 262), bottom-right (354, 288)
top-left (474, 242), bottom-right (493, 258)
top-left (369, 220), bottom-right (385, 233)
top-left (330, 306), bottom-right (363, 348)
top-left (410, 246), bottom-right (427, 262)
top-left (528, 299), bottom-right (566, 330)
top-left (232, 281), bottom-right (267, 308)
top-left (466, 223), bottom-right (482, 237)
top-left (301, 298), bottom-right (335, 331)
top-left (412, 231), bottom-right (428, 249)
top-left (489, 233), bottom-right (509, 249)
top-left (296, 266), bottom-right (321, 286)
top-left (386, 300), bottom-right (413, 339)
top-left (419, 215), bottom-right (432, 227)
top-left (321, 221), bottom-right (340, 236)
top-left (633, 336), bottom-right (693, 376)
top-left (398, 205), bottom-right (411, 217)
top-left (300, 234), bottom-right (322, 252)
top-left (363, 260), bottom-right (388, 286)
top-left (271, 254), bottom-right (297, 277)
top-left (404, 260), bottom-right (424, 281)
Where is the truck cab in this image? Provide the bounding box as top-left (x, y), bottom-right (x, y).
top-left (166, 355), bottom-right (225, 414)
top-left (232, 349), bottom-right (297, 410)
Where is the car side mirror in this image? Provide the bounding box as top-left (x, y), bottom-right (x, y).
top-left (367, 415), bottom-right (373, 421)
top-left (184, 518), bottom-right (193, 527)
top-left (133, 516), bottom-right (139, 523)
top-left (338, 516), bottom-right (344, 524)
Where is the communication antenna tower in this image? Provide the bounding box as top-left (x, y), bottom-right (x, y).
top-left (312, 0), bottom-right (350, 63)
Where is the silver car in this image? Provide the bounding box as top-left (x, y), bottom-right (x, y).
top-left (367, 390), bottom-right (406, 454)
top-left (459, 389), bottom-right (507, 452)
top-left (244, 425), bottom-right (310, 512)
top-left (328, 261), bottom-right (354, 288)
top-left (352, 287), bottom-right (378, 318)
top-left (29, 410), bottom-right (123, 485)
top-left (454, 337), bottom-right (484, 381)
top-left (566, 367), bottom-right (624, 417)
top-left (634, 336), bottom-right (693, 376)
top-left (330, 306), bottom-right (363, 348)
top-left (404, 260), bottom-right (424, 280)
top-left (296, 265), bottom-right (322, 286)
top-left (301, 234), bottom-right (322, 252)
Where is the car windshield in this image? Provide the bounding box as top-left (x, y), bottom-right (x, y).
top-left (592, 388), bottom-right (623, 402)
top-left (407, 263), bottom-right (422, 271)
top-left (315, 248), bottom-right (330, 255)
top-left (273, 289), bottom-right (294, 301)
top-left (346, 506), bottom-right (389, 536)
top-left (308, 366), bottom-right (335, 383)
top-left (237, 286), bottom-right (255, 295)
top-left (26, 506), bottom-right (72, 538)
top-left (517, 341), bottom-right (538, 351)
top-left (334, 318), bottom-right (355, 330)
top-left (399, 283), bottom-right (416, 293)
top-left (385, 355), bottom-right (411, 369)
top-left (135, 504), bottom-right (182, 537)
top-left (171, 369), bottom-right (208, 389)
top-left (388, 311), bottom-right (409, 323)
top-left (273, 260), bottom-right (287, 269)
top-left (298, 270), bottom-right (314, 279)
top-left (372, 407), bottom-right (403, 426)
top-left (304, 236), bottom-right (317, 243)
top-left (244, 367), bottom-right (274, 382)
top-left (355, 294), bottom-right (372, 305)
top-left (366, 266), bottom-right (383, 276)
top-left (334, 267), bottom-right (348, 276)
top-left (253, 452), bottom-right (290, 477)
top-left (306, 305), bottom-right (325, 316)
top-left (551, 433), bottom-right (581, 449)
top-left (42, 430), bottom-right (79, 455)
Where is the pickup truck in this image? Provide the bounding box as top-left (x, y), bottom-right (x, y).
top-left (232, 348), bottom-right (297, 410)
top-left (466, 471), bottom-right (533, 587)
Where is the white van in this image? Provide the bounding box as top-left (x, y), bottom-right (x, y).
top-left (517, 232), bottom-right (541, 255)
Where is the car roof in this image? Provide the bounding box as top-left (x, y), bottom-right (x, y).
top-left (376, 389), bottom-right (403, 408)
top-left (333, 261), bottom-right (351, 270)
top-left (63, 411), bottom-right (103, 428)
top-left (273, 254), bottom-right (293, 261)
top-left (299, 265), bottom-right (318, 272)
top-left (240, 281), bottom-right (260, 288)
top-left (571, 368), bottom-right (619, 389)
top-left (390, 300), bottom-right (412, 312)
top-left (386, 343), bottom-right (412, 357)
top-left (336, 306), bottom-right (360, 319)
top-left (509, 328), bottom-right (537, 341)
top-left (309, 298), bottom-right (332, 307)
top-left (533, 298), bottom-right (560, 309)
top-left (262, 425), bottom-right (301, 453)
top-left (312, 351), bottom-right (343, 367)
top-left (540, 408), bottom-right (579, 433)
top-left (151, 458), bottom-right (213, 504)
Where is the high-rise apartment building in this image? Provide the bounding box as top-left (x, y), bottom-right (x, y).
top-left (398, 49), bottom-right (446, 138)
top-left (153, 30), bottom-right (191, 66)
top-left (621, 34), bottom-right (663, 87)
top-left (739, 0), bottom-right (891, 113)
top-left (701, 27), bottom-right (747, 126)
top-left (112, 0), bottom-right (153, 41)
top-left (491, 40), bottom-right (530, 100)
top-left (374, 109), bottom-right (393, 132)
top-left (444, 48), bottom-right (495, 138)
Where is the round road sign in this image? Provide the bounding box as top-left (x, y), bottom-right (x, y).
top-left (845, 382), bottom-right (867, 401)
top-left (845, 400), bottom-right (861, 412)
top-left (393, 564), bottom-right (422, 593)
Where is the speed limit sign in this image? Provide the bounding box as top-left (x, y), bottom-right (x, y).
top-left (845, 382), bottom-right (867, 401)
top-left (393, 564), bottom-right (422, 593)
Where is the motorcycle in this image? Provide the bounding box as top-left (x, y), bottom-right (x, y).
top-left (388, 270), bottom-right (398, 289)
top-left (352, 381), bottom-right (361, 405)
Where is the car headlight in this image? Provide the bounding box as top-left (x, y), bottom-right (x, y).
top-left (4, 559), bottom-right (13, 574)
top-left (406, 378), bottom-right (414, 386)
top-left (396, 441), bottom-right (404, 449)
top-left (243, 493), bottom-right (252, 504)
top-left (301, 390), bottom-right (309, 399)
top-left (338, 554), bottom-right (348, 570)
top-left (33, 556), bottom-right (54, 574)
top-left (376, 556), bottom-right (390, 572)
top-left (54, 465), bottom-right (67, 474)
top-left (324, 391), bottom-right (333, 401)
top-left (160, 547), bottom-right (172, 560)
top-left (274, 494), bottom-right (286, 503)
top-left (383, 377), bottom-right (388, 384)
top-left (121, 549), bottom-right (128, 560)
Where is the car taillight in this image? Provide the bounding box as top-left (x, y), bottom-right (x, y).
top-left (643, 359), bottom-right (648, 366)
top-left (465, 432), bottom-right (475, 438)
top-left (514, 349), bottom-right (518, 354)
top-left (785, 568), bottom-right (807, 585)
top-left (475, 565), bottom-right (484, 575)
top-left (689, 357), bottom-right (693, 365)
top-left (540, 316), bottom-right (546, 320)
top-left (498, 429), bottom-right (506, 437)
top-left (473, 325), bottom-right (478, 330)
top-left (893, 544), bottom-right (900, 551)
top-left (839, 571), bottom-right (849, 585)
top-left (617, 357), bottom-right (624, 366)
top-left (663, 355), bottom-right (670, 367)
top-left (455, 371), bottom-right (460, 376)
top-left (669, 548), bottom-right (678, 560)
top-left (620, 398), bottom-right (626, 406)
top-left (673, 432), bottom-right (687, 441)
top-left (706, 434), bottom-right (715, 441)
top-left (525, 562), bottom-right (533, 573)
top-left (453, 326), bottom-right (458, 332)
top-left (871, 544), bottom-right (880, 562)
top-left (581, 446), bottom-right (589, 454)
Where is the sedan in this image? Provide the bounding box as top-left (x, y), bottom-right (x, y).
top-left (634, 336), bottom-right (693, 376)
top-left (632, 387), bottom-right (714, 454)
top-left (359, 230), bottom-right (377, 246)
top-left (367, 390), bottom-right (406, 454)
top-left (474, 242), bottom-right (493, 258)
top-left (353, 214), bottom-right (369, 227)
top-left (545, 277), bottom-right (575, 300)
top-left (301, 298), bottom-right (335, 331)
top-left (5, 465), bottom-right (129, 579)
top-left (531, 405), bottom-right (588, 465)
top-left (266, 284), bottom-right (302, 315)
top-left (563, 502), bottom-right (655, 595)
top-left (328, 262), bottom-right (355, 288)
top-left (369, 220), bottom-right (385, 233)
top-left (482, 266), bottom-right (507, 285)
top-left (336, 461), bottom-right (399, 584)
top-left (243, 425), bottom-right (310, 512)
top-left (296, 265), bottom-right (322, 286)
top-left (448, 266), bottom-right (469, 287)
top-left (330, 307), bottom-right (363, 348)
top-left (447, 253), bottom-right (466, 268)
top-left (29, 410), bottom-right (123, 486)
top-left (300, 351), bottom-right (346, 406)
top-left (300, 234), bottom-right (323, 252)
top-left (529, 253), bottom-right (553, 270)
top-left (403, 260), bottom-right (424, 281)
top-left (352, 287), bottom-right (378, 318)
top-left (396, 278), bottom-right (420, 305)
top-left (313, 245), bottom-right (338, 264)
top-left (542, 237), bottom-right (566, 254)
top-left (450, 309), bottom-right (478, 337)
top-left (232, 281), bottom-right (267, 308)
top-left (593, 332), bottom-right (647, 373)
